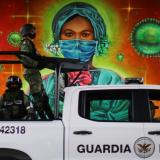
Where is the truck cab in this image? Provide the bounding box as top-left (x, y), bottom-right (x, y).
top-left (63, 84), bottom-right (160, 160)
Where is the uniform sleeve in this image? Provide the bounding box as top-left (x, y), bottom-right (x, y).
top-left (42, 73), bottom-right (64, 113)
top-left (97, 69), bottom-right (124, 85)
top-left (20, 40), bottom-right (33, 53)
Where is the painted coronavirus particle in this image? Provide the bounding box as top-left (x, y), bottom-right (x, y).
top-left (116, 53), bottom-right (124, 62)
top-left (7, 32), bottom-right (22, 47)
top-left (130, 18), bottom-right (160, 57)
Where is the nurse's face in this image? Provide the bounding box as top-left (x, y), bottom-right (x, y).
top-left (60, 16), bottom-right (94, 40)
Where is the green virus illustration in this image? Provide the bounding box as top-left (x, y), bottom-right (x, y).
top-left (116, 53), bottom-right (124, 62)
top-left (130, 18), bottom-right (160, 57)
top-left (7, 32), bottom-right (22, 47)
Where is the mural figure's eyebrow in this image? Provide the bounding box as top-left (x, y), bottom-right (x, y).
top-left (62, 29), bottom-right (73, 32)
top-left (81, 30), bottom-right (93, 32)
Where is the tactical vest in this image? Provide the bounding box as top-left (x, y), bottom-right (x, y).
top-left (2, 90), bottom-right (27, 120)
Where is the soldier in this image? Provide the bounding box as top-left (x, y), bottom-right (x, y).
top-left (19, 24), bottom-right (54, 120)
top-left (0, 75), bottom-right (35, 120)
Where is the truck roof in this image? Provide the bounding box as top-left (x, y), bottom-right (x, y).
top-left (64, 84), bottom-right (160, 92)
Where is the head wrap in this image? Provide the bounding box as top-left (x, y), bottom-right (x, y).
top-left (52, 2), bottom-right (108, 55)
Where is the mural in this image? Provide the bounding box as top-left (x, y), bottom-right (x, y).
top-left (0, 0), bottom-right (160, 95)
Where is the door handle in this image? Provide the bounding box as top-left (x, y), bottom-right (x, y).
top-left (148, 130), bottom-right (160, 135)
top-left (73, 130), bottom-right (92, 135)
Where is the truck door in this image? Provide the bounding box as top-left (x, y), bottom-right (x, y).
top-left (143, 89), bottom-right (160, 159)
top-left (0, 121), bottom-right (64, 160)
top-left (66, 89), bottom-right (145, 160)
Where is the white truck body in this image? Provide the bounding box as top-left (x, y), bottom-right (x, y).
top-left (0, 84), bottom-right (160, 160)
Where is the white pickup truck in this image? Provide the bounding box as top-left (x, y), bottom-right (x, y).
top-left (0, 52), bottom-right (160, 160)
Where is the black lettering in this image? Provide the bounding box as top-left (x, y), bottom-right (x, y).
top-left (124, 145), bottom-right (131, 153)
top-left (120, 144), bottom-right (123, 153)
top-left (103, 145), bottom-right (110, 153)
top-left (86, 144), bottom-right (94, 153)
top-left (77, 145), bottom-right (85, 153)
top-left (77, 144), bottom-right (131, 154)
top-left (111, 145), bottom-right (119, 153)
top-left (95, 145), bottom-right (102, 153)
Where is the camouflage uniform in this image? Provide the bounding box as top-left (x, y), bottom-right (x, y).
top-left (19, 37), bottom-right (54, 120)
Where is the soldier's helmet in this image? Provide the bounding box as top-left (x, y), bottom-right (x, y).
top-left (6, 75), bottom-right (22, 90)
top-left (20, 23), bottom-right (36, 39)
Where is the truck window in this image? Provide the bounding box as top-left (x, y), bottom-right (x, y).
top-left (148, 90), bottom-right (160, 121)
top-left (78, 89), bottom-right (132, 122)
top-left (78, 89), bottom-right (160, 122)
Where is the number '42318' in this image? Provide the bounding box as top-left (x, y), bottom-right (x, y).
top-left (0, 126), bottom-right (26, 134)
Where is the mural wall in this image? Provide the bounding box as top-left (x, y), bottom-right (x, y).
top-left (0, 0), bottom-right (160, 94)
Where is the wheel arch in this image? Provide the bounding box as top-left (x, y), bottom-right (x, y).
top-left (0, 148), bottom-right (32, 160)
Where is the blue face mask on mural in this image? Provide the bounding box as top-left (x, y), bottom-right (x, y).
top-left (59, 40), bottom-right (98, 62)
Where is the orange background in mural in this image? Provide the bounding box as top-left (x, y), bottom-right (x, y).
top-left (0, 0), bottom-right (160, 94)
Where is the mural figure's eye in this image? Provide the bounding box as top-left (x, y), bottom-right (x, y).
top-left (64, 30), bottom-right (74, 38)
top-left (81, 31), bottom-right (90, 38)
